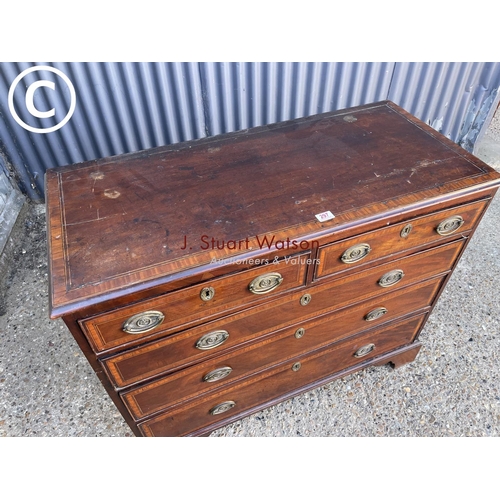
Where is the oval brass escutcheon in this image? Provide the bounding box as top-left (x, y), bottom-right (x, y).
top-left (294, 327), bottom-right (305, 339)
top-left (341, 243), bottom-right (371, 264)
top-left (300, 293), bottom-right (312, 306)
top-left (292, 362), bottom-right (302, 372)
top-left (436, 215), bottom-right (464, 236)
top-left (364, 307), bottom-right (388, 322)
top-left (203, 366), bottom-right (233, 383)
top-left (195, 330), bottom-right (229, 350)
top-left (354, 343), bottom-right (376, 358)
top-left (122, 310), bottom-right (165, 334)
top-left (209, 401), bottom-right (236, 415)
top-left (400, 223), bottom-right (413, 238)
top-left (200, 286), bottom-right (215, 301)
top-left (248, 272), bottom-right (283, 294)
top-left (378, 269), bottom-right (404, 288)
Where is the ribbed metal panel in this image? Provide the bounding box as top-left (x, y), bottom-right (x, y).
top-left (388, 62), bottom-right (500, 148)
top-left (0, 62), bottom-right (206, 201)
top-left (200, 62), bottom-right (395, 135)
top-left (1, 62), bottom-right (499, 202)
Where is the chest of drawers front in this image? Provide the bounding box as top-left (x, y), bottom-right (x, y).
top-left (46, 101), bottom-right (500, 436)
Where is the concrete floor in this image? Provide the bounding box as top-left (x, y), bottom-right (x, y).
top-left (1, 112), bottom-right (500, 437)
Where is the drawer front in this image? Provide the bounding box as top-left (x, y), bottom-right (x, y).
top-left (80, 255), bottom-right (308, 353)
top-left (102, 240), bottom-right (463, 388)
top-left (314, 239), bottom-right (464, 309)
top-left (122, 277), bottom-right (443, 420)
top-left (138, 314), bottom-right (426, 436)
top-left (316, 199), bottom-right (487, 279)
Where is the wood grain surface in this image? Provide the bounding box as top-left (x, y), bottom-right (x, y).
top-left (46, 101), bottom-right (500, 317)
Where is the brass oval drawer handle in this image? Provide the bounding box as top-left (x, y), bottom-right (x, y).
top-left (122, 311), bottom-right (165, 334)
top-left (436, 215), bottom-right (464, 236)
top-left (203, 366), bottom-right (233, 383)
top-left (354, 343), bottom-right (375, 358)
top-left (196, 330), bottom-right (229, 350)
top-left (378, 269), bottom-right (404, 288)
top-left (209, 401), bottom-right (236, 415)
top-left (341, 243), bottom-right (371, 264)
top-left (364, 307), bottom-right (388, 322)
top-left (248, 272), bottom-right (283, 294)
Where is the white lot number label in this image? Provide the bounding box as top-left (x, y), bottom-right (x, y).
top-left (315, 211), bottom-right (335, 222)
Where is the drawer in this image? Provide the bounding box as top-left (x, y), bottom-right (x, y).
top-left (102, 240), bottom-right (463, 388)
top-left (80, 255), bottom-right (308, 353)
top-left (316, 198), bottom-right (487, 279)
top-left (313, 239), bottom-right (464, 309)
top-left (138, 314), bottom-right (426, 436)
top-left (109, 278), bottom-right (443, 394)
top-left (121, 277), bottom-right (443, 420)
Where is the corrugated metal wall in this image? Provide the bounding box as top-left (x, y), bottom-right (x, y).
top-left (1, 62), bottom-right (499, 202)
top-left (0, 62), bottom-right (206, 201)
top-left (199, 62), bottom-right (395, 134)
top-left (387, 62), bottom-right (500, 149)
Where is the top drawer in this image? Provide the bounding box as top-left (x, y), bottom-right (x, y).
top-left (79, 254), bottom-right (308, 354)
top-left (316, 198), bottom-right (488, 279)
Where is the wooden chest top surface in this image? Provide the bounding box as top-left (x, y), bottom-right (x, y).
top-left (46, 100), bottom-right (500, 317)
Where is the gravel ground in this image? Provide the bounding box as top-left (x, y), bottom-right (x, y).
top-left (1, 112), bottom-right (499, 438)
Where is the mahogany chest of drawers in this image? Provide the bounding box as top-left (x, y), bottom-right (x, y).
top-left (46, 100), bottom-right (500, 436)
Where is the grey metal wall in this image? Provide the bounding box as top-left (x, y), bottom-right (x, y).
top-left (0, 62), bottom-right (206, 202)
top-left (1, 62), bottom-right (499, 202)
top-left (387, 62), bottom-right (500, 150)
top-left (199, 62), bottom-right (395, 134)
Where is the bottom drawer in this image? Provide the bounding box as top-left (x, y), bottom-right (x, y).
top-left (138, 313), bottom-right (426, 437)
